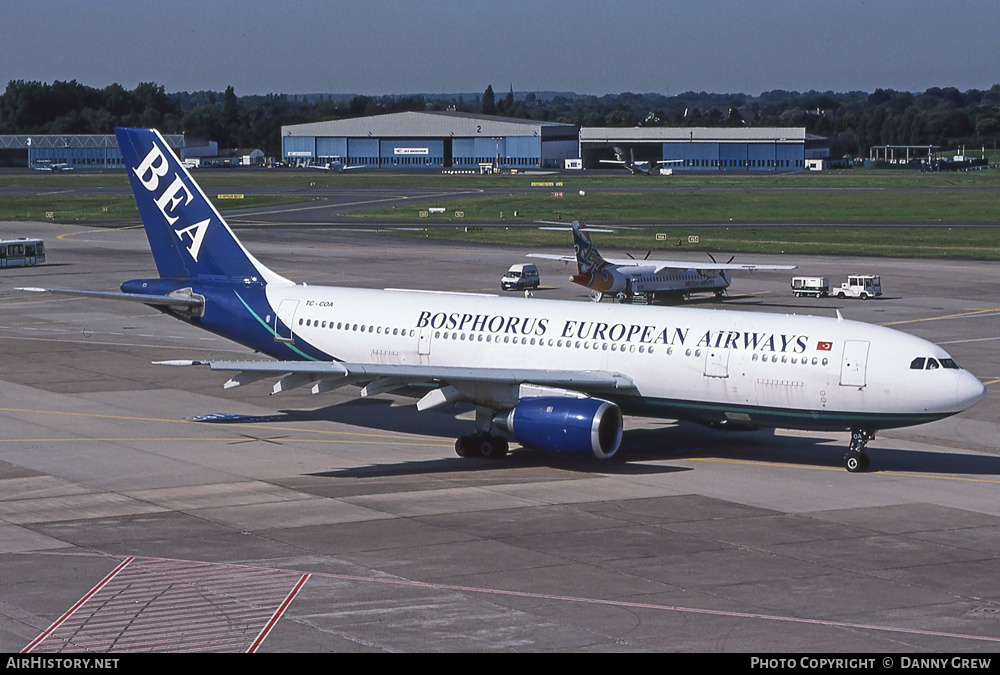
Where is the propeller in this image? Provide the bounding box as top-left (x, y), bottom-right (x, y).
top-left (707, 253), bottom-right (735, 264)
top-left (625, 251), bottom-right (651, 260)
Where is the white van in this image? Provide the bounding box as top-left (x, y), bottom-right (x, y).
top-left (500, 263), bottom-right (540, 291)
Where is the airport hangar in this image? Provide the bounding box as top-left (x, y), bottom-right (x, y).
top-left (580, 126), bottom-right (822, 171)
top-left (281, 112), bottom-right (820, 172)
top-left (0, 134), bottom-right (199, 169)
top-left (281, 111), bottom-right (580, 171)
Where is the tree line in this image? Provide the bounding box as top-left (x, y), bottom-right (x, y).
top-left (2, 79), bottom-right (999, 159)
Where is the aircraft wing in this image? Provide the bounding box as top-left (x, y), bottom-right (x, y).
top-left (526, 254), bottom-right (795, 272)
top-left (599, 259), bottom-right (797, 272)
top-left (308, 162), bottom-right (365, 171)
top-left (157, 359), bottom-right (636, 408)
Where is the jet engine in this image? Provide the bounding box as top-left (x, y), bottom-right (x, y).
top-left (494, 396), bottom-right (622, 459)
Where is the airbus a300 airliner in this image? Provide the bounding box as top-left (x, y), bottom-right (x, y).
top-left (22, 128), bottom-right (986, 472)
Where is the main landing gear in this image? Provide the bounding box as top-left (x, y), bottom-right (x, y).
top-left (455, 432), bottom-right (509, 459)
top-left (844, 429), bottom-right (875, 473)
top-left (454, 407), bottom-right (510, 460)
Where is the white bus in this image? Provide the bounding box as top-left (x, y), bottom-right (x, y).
top-left (0, 238), bottom-right (45, 268)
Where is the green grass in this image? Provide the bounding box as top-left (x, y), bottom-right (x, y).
top-left (4, 168), bottom-right (998, 259)
top-left (2, 166), bottom-right (999, 190)
top-left (0, 194), bottom-right (314, 222)
top-left (393, 225), bottom-right (1000, 260)
top-left (347, 189), bottom-right (1000, 224)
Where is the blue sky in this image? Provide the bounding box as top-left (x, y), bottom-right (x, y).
top-left (2, 0), bottom-right (998, 96)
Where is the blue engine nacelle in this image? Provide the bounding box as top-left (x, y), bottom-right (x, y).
top-left (494, 397), bottom-right (623, 459)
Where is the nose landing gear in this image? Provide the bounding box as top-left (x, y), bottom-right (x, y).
top-left (844, 429), bottom-right (875, 472)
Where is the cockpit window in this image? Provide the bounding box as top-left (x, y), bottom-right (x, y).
top-left (911, 356), bottom-right (960, 371)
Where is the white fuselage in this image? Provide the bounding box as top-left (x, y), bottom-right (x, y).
top-left (259, 284), bottom-right (983, 428)
top-left (624, 266), bottom-right (729, 296)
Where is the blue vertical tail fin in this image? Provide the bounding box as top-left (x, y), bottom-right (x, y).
top-left (571, 221), bottom-right (607, 274)
top-left (115, 127), bottom-right (291, 286)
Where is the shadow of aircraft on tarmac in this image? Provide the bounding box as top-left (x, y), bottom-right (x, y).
top-left (190, 397), bottom-right (1000, 479)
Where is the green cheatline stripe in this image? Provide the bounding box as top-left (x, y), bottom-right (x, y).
top-left (234, 292), bottom-right (319, 362)
top-left (637, 397), bottom-right (944, 426)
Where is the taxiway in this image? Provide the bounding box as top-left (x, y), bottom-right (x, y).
top-left (1, 218), bottom-right (998, 652)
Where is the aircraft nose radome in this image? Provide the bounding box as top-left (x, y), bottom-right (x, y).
top-left (954, 372), bottom-right (987, 411)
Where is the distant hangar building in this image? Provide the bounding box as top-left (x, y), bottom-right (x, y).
top-left (580, 127), bottom-right (812, 172)
top-left (281, 112), bottom-right (579, 170)
top-left (0, 134), bottom-right (185, 169)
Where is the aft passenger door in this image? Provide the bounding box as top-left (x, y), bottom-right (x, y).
top-left (274, 299), bottom-right (300, 344)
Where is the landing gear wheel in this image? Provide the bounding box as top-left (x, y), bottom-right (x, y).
top-left (478, 434), bottom-right (508, 459)
top-left (844, 451), bottom-right (870, 473)
top-left (615, 292), bottom-right (627, 304)
top-left (455, 435), bottom-right (475, 458)
top-left (590, 291), bottom-right (604, 303)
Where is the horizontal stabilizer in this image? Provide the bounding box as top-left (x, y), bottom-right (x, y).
top-left (19, 287), bottom-right (204, 310)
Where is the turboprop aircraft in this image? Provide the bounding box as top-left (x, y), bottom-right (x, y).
top-left (529, 222), bottom-right (797, 303)
top-left (307, 158), bottom-right (364, 172)
top-left (19, 128), bottom-right (986, 472)
top-left (599, 147), bottom-right (683, 175)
